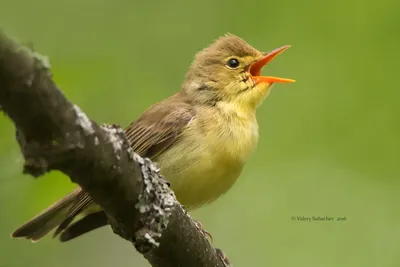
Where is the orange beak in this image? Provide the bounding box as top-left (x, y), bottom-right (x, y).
top-left (249, 45), bottom-right (296, 84)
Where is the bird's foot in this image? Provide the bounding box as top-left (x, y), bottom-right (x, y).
top-left (215, 248), bottom-right (233, 267)
top-left (192, 218), bottom-right (213, 242)
top-left (180, 204), bottom-right (213, 242)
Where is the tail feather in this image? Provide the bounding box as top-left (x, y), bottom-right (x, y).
top-left (53, 192), bottom-right (93, 238)
top-left (11, 188), bottom-right (81, 242)
top-left (59, 211), bottom-right (108, 242)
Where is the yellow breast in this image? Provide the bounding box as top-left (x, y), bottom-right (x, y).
top-left (155, 103), bottom-right (259, 209)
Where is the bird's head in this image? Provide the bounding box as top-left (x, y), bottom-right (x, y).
top-left (181, 34), bottom-right (295, 112)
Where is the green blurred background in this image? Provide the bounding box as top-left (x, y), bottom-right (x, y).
top-left (1, 0), bottom-right (399, 266)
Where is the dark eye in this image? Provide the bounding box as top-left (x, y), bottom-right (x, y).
top-left (226, 58), bottom-right (240, 69)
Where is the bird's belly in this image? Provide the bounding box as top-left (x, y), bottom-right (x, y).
top-left (154, 115), bottom-right (258, 209)
top-left (154, 137), bottom-right (245, 210)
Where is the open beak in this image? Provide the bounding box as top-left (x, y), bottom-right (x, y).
top-left (249, 45), bottom-right (296, 84)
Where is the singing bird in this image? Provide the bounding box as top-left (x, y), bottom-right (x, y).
top-left (11, 34), bottom-right (295, 242)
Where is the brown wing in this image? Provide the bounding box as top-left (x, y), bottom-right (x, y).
top-left (53, 94), bottom-right (195, 238)
top-left (125, 95), bottom-right (194, 159)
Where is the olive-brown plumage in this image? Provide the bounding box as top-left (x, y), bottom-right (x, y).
top-left (11, 34), bottom-right (294, 242)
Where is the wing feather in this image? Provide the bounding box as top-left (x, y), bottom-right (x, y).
top-left (56, 94), bottom-right (195, 235)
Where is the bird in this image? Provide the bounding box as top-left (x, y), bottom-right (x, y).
top-left (11, 34), bottom-right (295, 242)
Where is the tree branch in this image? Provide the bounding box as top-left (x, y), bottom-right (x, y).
top-left (0, 31), bottom-right (230, 267)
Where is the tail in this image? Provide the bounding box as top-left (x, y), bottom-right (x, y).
top-left (11, 188), bottom-right (106, 242)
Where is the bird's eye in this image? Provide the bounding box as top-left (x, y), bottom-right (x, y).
top-left (226, 58), bottom-right (240, 69)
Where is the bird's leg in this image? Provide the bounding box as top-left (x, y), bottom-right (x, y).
top-left (187, 212), bottom-right (232, 265)
top-left (181, 205), bottom-right (213, 242)
top-left (215, 248), bottom-right (233, 267)
top-left (192, 218), bottom-right (213, 243)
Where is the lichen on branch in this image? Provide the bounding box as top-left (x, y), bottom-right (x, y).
top-left (0, 31), bottom-right (229, 267)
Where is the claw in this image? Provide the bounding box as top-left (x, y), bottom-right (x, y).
top-left (215, 248), bottom-right (233, 267)
top-left (180, 204), bottom-right (213, 242)
top-left (192, 219), bottom-right (213, 242)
